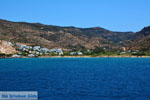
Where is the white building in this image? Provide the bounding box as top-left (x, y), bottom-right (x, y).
top-left (12, 54), bottom-right (20, 58)
top-left (33, 46), bottom-right (41, 51)
top-left (40, 48), bottom-right (49, 53)
top-left (70, 52), bottom-right (77, 55)
top-left (49, 48), bottom-right (63, 55)
top-left (7, 42), bottom-right (13, 46)
top-left (77, 52), bottom-right (83, 55)
top-left (70, 51), bottom-right (83, 55)
top-left (28, 54), bottom-right (35, 57)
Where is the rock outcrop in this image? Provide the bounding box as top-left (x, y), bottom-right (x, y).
top-left (0, 40), bottom-right (17, 54)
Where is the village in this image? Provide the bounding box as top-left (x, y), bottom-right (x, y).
top-left (0, 41), bottom-right (83, 58)
top-left (0, 40), bottom-right (147, 58)
top-left (11, 43), bottom-right (85, 58)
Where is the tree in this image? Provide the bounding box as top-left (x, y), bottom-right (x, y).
top-left (92, 47), bottom-right (105, 54)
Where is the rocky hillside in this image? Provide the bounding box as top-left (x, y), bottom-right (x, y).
top-left (0, 19), bottom-right (134, 50)
top-left (136, 26), bottom-right (150, 37)
top-left (0, 40), bottom-right (17, 54)
top-left (0, 19), bottom-right (150, 51)
top-left (131, 26), bottom-right (150, 51)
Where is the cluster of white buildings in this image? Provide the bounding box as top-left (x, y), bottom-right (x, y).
top-left (15, 44), bottom-right (64, 57)
top-left (3, 41), bottom-right (85, 58)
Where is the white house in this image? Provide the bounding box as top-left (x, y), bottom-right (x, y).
top-left (28, 54), bottom-right (35, 57)
top-left (49, 48), bottom-right (63, 55)
top-left (7, 42), bottom-right (13, 46)
top-left (40, 48), bottom-right (49, 53)
top-left (77, 52), bottom-right (83, 55)
top-left (70, 52), bottom-right (77, 55)
top-left (33, 46), bottom-right (41, 51)
top-left (12, 54), bottom-right (20, 58)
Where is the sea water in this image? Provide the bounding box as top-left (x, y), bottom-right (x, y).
top-left (0, 58), bottom-right (150, 100)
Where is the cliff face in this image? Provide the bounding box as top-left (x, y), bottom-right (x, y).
top-left (0, 19), bottom-right (134, 50)
top-left (0, 40), bottom-right (17, 54)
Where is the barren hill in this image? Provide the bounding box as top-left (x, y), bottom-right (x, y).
top-left (0, 19), bottom-right (135, 50)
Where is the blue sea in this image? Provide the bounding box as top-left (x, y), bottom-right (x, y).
top-left (0, 58), bottom-right (150, 100)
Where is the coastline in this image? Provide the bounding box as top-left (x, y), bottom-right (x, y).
top-left (38, 55), bottom-right (150, 58)
top-left (1, 55), bottom-right (150, 59)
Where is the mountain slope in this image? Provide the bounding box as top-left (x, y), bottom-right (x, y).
top-left (0, 19), bottom-right (135, 50)
top-left (131, 26), bottom-right (150, 51)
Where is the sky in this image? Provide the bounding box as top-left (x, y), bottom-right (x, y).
top-left (0, 0), bottom-right (150, 32)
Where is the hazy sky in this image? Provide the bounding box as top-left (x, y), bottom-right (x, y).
top-left (0, 0), bottom-right (150, 32)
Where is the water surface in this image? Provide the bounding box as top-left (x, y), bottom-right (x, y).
top-left (0, 58), bottom-right (150, 100)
